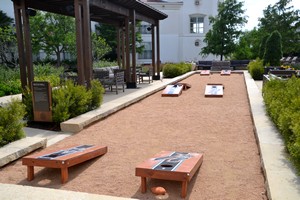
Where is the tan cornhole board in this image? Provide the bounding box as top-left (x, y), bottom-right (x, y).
top-left (221, 69), bottom-right (231, 75)
top-left (22, 145), bottom-right (107, 183)
top-left (200, 70), bottom-right (210, 76)
top-left (161, 84), bottom-right (184, 97)
top-left (135, 151), bottom-right (204, 198)
top-left (205, 84), bottom-right (224, 97)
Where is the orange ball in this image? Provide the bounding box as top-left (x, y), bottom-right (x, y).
top-left (151, 186), bottom-right (166, 195)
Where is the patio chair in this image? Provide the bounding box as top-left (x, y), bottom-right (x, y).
top-left (137, 66), bottom-right (153, 84)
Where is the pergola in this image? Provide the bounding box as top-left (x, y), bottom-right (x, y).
top-left (12, 0), bottom-right (167, 89)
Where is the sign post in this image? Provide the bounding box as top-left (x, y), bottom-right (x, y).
top-left (32, 81), bottom-right (52, 122)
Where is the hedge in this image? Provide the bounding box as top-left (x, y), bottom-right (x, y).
top-left (263, 76), bottom-right (300, 170)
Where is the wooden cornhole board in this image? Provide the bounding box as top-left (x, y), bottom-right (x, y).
top-left (200, 70), bottom-right (210, 76)
top-left (161, 84), bottom-right (184, 97)
top-left (205, 84), bottom-right (224, 97)
top-left (22, 145), bottom-right (107, 184)
top-left (221, 69), bottom-right (231, 75)
top-left (135, 151), bottom-right (204, 198)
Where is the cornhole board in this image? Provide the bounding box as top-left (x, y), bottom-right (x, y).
top-left (205, 84), bottom-right (224, 97)
top-left (161, 84), bottom-right (184, 97)
top-left (22, 145), bottom-right (107, 183)
top-left (221, 70), bottom-right (231, 75)
top-left (200, 70), bottom-right (210, 76)
top-left (135, 151), bottom-right (204, 198)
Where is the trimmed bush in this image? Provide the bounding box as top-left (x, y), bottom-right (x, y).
top-left (0, 99), bottom-right (26, 147)
top-left (162, 62), bottom-right (192, 78)
top-left (248, 59), bottom-right (264, 80)
top-left (263, 77), bottom-right (300, 170)
top-left (263, 30), bottom-right (283, 66)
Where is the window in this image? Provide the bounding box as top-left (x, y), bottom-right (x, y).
top-left (138, 42), bottom-right (152, 59)
top-left (190, 16), bottom-right (204, 34)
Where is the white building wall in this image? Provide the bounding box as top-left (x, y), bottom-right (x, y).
top-left (141, 0), bottom-right (220, 63)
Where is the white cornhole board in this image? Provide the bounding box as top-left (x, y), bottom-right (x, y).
top-left (162, 84), bottom-right (184, 97)
top-left (221, 70), bottom-right (231, 75)
top-left (205, 84), bottom-right (224, 97)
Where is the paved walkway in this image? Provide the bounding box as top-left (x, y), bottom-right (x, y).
top-left (0, 71), bottom-right (300, 200)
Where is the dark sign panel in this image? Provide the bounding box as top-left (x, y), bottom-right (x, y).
top-left (32, 81), bottom-right (52, 122)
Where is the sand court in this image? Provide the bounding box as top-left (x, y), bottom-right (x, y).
top-left (0, 73), bottom-right (267, 200)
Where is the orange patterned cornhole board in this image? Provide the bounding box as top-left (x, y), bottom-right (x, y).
top-left (200, 70), bottom-right (210, 76)
top-left (205, 84), bottom-right (224, 97)
top-left (135, 151), bottom-right (204, 198)
top-left (221, 70), bottom-right (231, 75)
top-left (22, 145), bottom-right (107, 183)
top-left (161, 84), bottom-right (184, 97)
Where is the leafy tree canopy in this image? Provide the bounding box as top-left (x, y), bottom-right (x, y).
top-left (258, 0), bottom-right (300, 55)
top-left (29, 11), bottom-right (76, 66)
top-left (201, 0), bottom-right (247, 60)
top-left (0, 10), bottom-right (13, 28)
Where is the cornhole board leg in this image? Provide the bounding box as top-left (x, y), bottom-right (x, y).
top-left (27, 166), bottom-right (34, 181)
top-left (181, 181), bottom-right (188, 198)
top-left (141, 177), bottom-right (147, 193)
top-left (61, 167), bottom-right (68, 184)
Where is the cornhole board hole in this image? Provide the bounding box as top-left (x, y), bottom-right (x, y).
top-left (22, 145), bottom-right (107, 184)
top-left (221, 70), bottom-right (231, 75)
top-left (205, 84), bottom-right (224, 97)
top-left (161, 84), bottom-right (184, 97)
top-left (135, 151), bottom-right (204, 198)
top-left (200, 70), bottom-right (210, 76)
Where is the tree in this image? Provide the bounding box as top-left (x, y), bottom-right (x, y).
top-left (258, 34), bottom-right (269, 59)
top-left (263, 30), bottom-right (283, 66)
top-left (96, 22), bottom-right (144, 61)
top-left (0, 10), bottom-right (13, 28)
top-left (258, 0), bottom-right (300, 56)
top-left (29, 11), bottom-right (76, 66)
top-left (233, 29), bottom-right (263, 60)
top-left (0, 10), bottom-right (18, 68)
top-left (201, 0), bottom-right (247, 60)
top-left (91, 32), bottom-right (112, 61)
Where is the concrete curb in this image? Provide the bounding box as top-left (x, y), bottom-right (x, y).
top-left (244, 71), bottom-right (300, 200)
top-left (0, 183), bottom-right (135, 200)
top-left (0, 137), bottom-right (47, 167)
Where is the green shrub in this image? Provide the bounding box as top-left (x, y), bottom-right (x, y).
top-left (93, 60), bottom-right (118, 68)
top-left (263, 77), bottom-right (300, 170)
top-left (248, 59), bottom-right (264, 80)
top-left (89, 79), bottom-right (105, 109)
top-left (0, 99), bottom-right (26, 147)
top-left (22, 87), bottom-right (34, 121)
top-left (51, 80), bottom-right (104, 123)
top-left (162, 62), bottom-right (192, 78)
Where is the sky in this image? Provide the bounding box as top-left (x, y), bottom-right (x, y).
top-left (243, 0), bottom-right (300, 30)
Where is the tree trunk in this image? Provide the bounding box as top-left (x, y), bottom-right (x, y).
top-left (56, 51), bottom-right (61, 67)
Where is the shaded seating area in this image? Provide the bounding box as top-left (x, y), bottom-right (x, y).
top-left (93, 69), bottom-right (125, 94)
top-left (137, 66), bottom-right (153, 84)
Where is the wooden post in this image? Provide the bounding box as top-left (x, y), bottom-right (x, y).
top-left (155, 20), bottom-right (161, 80)
top-left (125, 17), bottom-right (130, 84)
top-left (81, 0), bottom-right (92, 88)
top-left (13, 0), bottom-right (27, 90)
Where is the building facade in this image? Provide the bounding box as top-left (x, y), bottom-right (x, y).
top-left (139, 0), bottom-right (221, 64)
